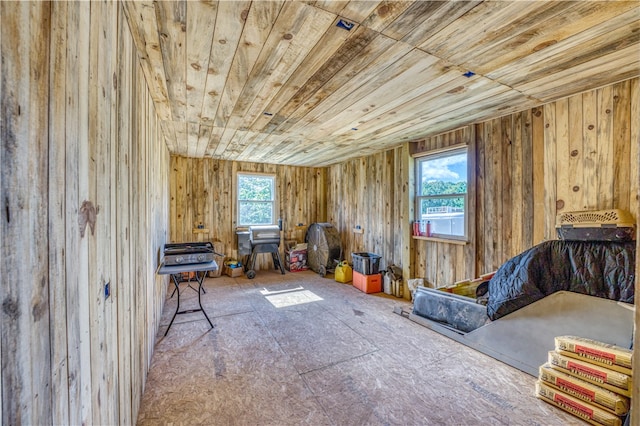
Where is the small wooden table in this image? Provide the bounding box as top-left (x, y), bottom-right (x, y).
top-left (157, 261), bottom-right (218, 336)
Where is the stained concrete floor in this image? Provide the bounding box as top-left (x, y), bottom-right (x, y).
top-left (137, 269), bottom-right (582, 425)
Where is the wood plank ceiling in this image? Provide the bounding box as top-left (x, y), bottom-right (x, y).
top-left (123, 0), bottom-right (640, 167)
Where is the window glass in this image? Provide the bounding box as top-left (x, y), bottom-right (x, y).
top-left (237, 173), bottom-right (275, 226)
top-left (416, 147), bottom-right (468, 239)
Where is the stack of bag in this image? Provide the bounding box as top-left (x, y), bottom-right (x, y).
top-left (536, 336), bottom-right (632, 426)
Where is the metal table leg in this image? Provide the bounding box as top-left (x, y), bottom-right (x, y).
top-left (164, 271), bottom-right (214, 336)
top-left (165, 274), bottom-right (182, 335)
top-left (195, 270), bottom-right (214, 329)
top-left (170, 273), bottom-right (206, 298)
top-left (186, 273), bottom-right (206, 294)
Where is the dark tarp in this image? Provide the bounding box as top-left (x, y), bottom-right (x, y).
top-left (487, 240), bottom-right (635, 320)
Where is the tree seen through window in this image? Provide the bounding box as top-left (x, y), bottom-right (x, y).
top-left (237, 174), bottom-right (275, 226)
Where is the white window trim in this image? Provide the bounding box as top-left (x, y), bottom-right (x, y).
top-left (236, 172), bottom-right (277, 227)
top-left (415, 145), bottom-right (469, 241)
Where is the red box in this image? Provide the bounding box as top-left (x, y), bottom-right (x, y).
top-left (353, 271), bottom-right (382, 294)
top-left (285, 249), bottom-right (308, 272)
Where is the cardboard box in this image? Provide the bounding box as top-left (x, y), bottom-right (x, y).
top-left (353, 271), bottom-right (382, 294)
top-left (224, 265), bottom-right (244, 278)
top-left (285, 248), bottom-right (308, 272)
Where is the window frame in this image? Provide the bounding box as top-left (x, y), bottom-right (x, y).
top-left (415, 144), bottom-right (469, 242)
top-left (236, 172), bottom-right (277, 227)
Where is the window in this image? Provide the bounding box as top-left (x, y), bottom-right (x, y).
top-left (415, 146), bottom-right (468, 240)
top-left (237, 173), bottom-right (276, 226)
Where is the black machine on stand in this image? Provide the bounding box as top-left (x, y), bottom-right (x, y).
top-left (163, 242), bottom-right (216, 295)
top-left (157, 242), bottom-right (222, 336)
top-left (239, 224), bottom-right (286, 279)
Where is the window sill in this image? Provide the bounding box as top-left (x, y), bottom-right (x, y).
top-left (412, 235), bottom-right (468, 245)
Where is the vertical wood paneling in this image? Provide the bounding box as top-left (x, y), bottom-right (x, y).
top-left (567, 95), bottom-right (584, 210)
top-left (0, 7), bottom-right (3, 419)
top-left (545, 79), bottom-right (638, 225)
top-left (69, 3), bottom-right (92, 423)
top-left (531, 106), bottom-right (545, 245)
top-left (88, 2), bottom-right (117, 423)
top-left (635, 236), bottom-right (640, 424)
top-left (49, 2), bottom-right (70, 424)
top-left (500, 116), bottom-right (511, 262)
top-left (116, 9), bottom-right (133, 421)
top-left (399, 144), bottom-right (414, 293)
top-left (475, 122), bottom-right (486, 278)
top-left (327, 148), bottom-right (407, 275)
top-left (512, 112), bottom-right (524, 251)
top-left (543, 102), bottom-right (558, 239)
top-left (170, 158), bottom-right (326, 269)
top-left (629, 78), bottom-right (639, 224)
top-left (408, 79), bottom-right (636, 286)
top-left (465, 125), bottom-right (477, 281)
top-left (521, 109), bottom-right (534, 248)
top-left (476, 111), bottom-right (543, 272)
top-left (1, 3), bottom-right (52, 424)
top-left (582, 91), bottom-right (597, 210)
top-left (613, 80), bottom-right (631, 213)
top-left (597, 85), bottom-right (615, 208)
top-left (411, 126), bottom-right (477, 286)
top-left (631, 77), bottom-right (640, 425)
top-left (484, 120), bottom-right (497, 270)
top-left (2, 3), bottom-right (170, 424)
top-left (1, 3), bottom-right (638, 422)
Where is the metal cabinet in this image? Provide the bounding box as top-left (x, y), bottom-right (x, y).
top-left (236, 231), bottom-right (251, 256)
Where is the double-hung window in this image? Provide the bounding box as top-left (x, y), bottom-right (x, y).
top-left (237, 173), bottom-right (276, 226)
top-left (415, 146), bottom-right (468, 240)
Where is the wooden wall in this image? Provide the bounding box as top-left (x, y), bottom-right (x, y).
top-left (1, 2), bottom-right (169, 424)
top-left (474, 109), bottom-right (544, 275)
top-left (544, 79), bottom-right (640, 232)
top-left (410, 108), bottom-right (544, 286)
top-left (3, 2), bottom-right (636, 424)
top-left (326, 146), bottom-right (409, 271)
top-left (410, 126), bottom-right (478, 287)
top-left (169, 156), bottom-right (326, 268)
top-left (327, 77), bottom-right (639, 291)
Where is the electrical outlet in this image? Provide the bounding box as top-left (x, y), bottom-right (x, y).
top-left (104, 282), bottom-right (110, 299)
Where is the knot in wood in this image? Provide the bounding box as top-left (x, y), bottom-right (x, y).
top-left (79, 200), bottom-right (97, 238)
top-left (377, 5), bottom-right (389, 16)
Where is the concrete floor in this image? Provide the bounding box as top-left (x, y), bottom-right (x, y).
top-left (137, 269), bottom-right (582, 425)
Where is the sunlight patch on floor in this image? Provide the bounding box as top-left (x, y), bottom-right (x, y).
top-left (261, 287), bottom-right (324, 308)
